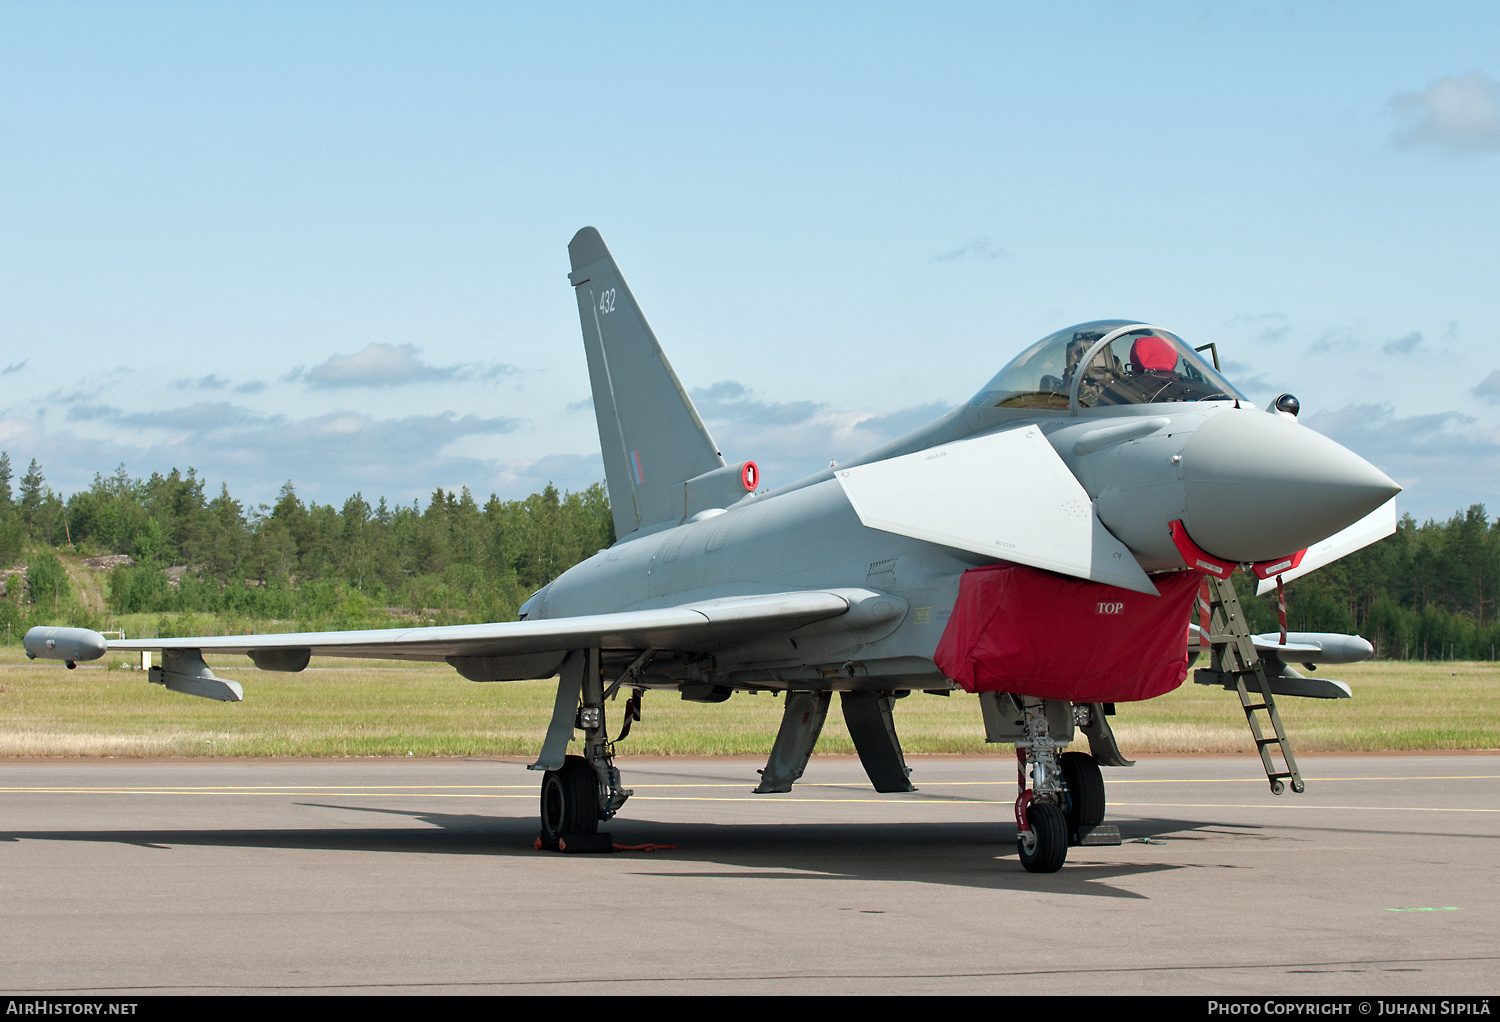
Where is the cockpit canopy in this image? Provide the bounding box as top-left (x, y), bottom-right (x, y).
top-left (969, 320), bottom-right (1245, 411)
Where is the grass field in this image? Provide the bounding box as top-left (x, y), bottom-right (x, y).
top-left (0, 641), bottom-right (1496, 758)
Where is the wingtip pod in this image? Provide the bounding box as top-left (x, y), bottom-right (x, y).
top-left (22, 626), bottom-right (107, 665)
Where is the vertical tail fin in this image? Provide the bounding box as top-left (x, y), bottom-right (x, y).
top-left (568, 227), bottom-right (725, 538)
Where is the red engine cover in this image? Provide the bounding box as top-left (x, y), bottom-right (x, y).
top-left (932, 564), bottom-right (1202, 703)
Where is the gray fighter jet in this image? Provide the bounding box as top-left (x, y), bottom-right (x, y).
top-left (26, 228), bottom-right (1401, 872)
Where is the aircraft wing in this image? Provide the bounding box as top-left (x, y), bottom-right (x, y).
top-left (96, 590), bottom-right (857, 666)
top-left (1254, 498), bottom-right (1398, 595)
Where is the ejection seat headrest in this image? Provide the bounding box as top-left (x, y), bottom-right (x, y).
top-left (1130, 335), bottom-right (1177, 372)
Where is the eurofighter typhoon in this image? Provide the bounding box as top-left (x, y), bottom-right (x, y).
top-left (28, 228), bottom-right (1400, 872)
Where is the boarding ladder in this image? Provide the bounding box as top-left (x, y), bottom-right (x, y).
top-left (1202, 575), bottom-right (1305, 795)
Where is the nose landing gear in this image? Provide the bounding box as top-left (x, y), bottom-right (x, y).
top-left (1012, 698), bottom-right (1120, 872)
top-left (1014, 697), bottom-right (1069, 873)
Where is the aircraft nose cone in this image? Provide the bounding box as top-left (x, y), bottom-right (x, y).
top-left (1181, 409), bottom-right (1400, 563)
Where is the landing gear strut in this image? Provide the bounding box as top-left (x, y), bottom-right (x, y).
top-left (1014, 697), bottom-right (1069, 873)
top-left (1011, 699), bottom-right (1120, 872)
top-left (533, 648), bottom-right (640, 852)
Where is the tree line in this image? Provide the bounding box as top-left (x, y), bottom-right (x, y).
top-left (1242, 504), bottom-right (1500, 661)
top-left (0, 451), bottom-right (1496, 659)
top-left (0, 453), bottom-right (612, 637)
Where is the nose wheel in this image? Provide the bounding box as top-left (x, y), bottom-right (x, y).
top-left (1018, 801), bottom-right (1068, 873)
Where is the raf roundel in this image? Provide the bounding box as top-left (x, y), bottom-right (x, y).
top-left (741, 460), bottom-right (758, 491)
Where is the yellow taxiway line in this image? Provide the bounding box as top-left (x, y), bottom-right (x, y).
top-left (1, 786), bottom-right (1498, 813)
top-left (1, 773), bottom-right (1497, 796)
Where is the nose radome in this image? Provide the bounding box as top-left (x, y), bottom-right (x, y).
top-left (1181, 408), bottom-right (1401, 563)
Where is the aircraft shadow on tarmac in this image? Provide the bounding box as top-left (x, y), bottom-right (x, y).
top-left (0, 806), bottom-right (1261, 899)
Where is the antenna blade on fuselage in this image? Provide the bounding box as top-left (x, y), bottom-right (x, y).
top-left (836, 426), bottom-right (1158, 595)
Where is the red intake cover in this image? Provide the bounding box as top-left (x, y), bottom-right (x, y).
top-left (933, 564), bottom-right (1202, 703)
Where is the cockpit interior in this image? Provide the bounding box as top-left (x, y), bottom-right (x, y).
top-left (970, 320), bottom-right (1245, 412)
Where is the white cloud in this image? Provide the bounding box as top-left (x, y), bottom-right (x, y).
top-left (690, 380), bottom-right (820, 427)
top-left (1226, 313), bottom-right (1290, 345)
top-left (1217, 361), bottom-right (1274, 397)
top-left (1388, 72), bottom-right (1500, 154)
top-left (933, 236), bottom-right (1007, 262)
top-left (168, 373), bottom-right (264, 394)
top-left (172, 373), bottom-right (231, 390)
top-left (1303, 403), bottom-right (1500, 521)
top-left (690, 379), bottom-right (952, 488)
top-left (1473, 370), bottom-right (1500, 405)
top-left (6, 377), bottom-right (961, 511)
top-left (1308, 326), bottom-right (1363, 355)
top-left (66, 400), bottom-right (266, 432)
top-left (289, 343), bottom-right (519, 390)
top-left (1382, 331), bottom-right (1425, 355)
top-left (489, 453), bottom-right (607, 500)
top-left (2, 403), bottom-right (532, 506)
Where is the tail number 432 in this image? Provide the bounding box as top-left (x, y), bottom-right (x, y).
top-left (599, 289), bottom-right (617, 314)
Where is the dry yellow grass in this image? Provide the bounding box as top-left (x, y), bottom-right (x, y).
top-left (1112, 659), bottom-right (1500, 753)
top-left (0, 641), bottom-right (1495, 758)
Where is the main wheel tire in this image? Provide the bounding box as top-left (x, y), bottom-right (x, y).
top-left (539, 755), bottom-right (599, 850)
top-left (1060, 751), bottom-right (1105, 842)
top-left (1018, 801), bottom-right (1068, 873)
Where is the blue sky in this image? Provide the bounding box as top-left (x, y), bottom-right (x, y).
top-left (2, 2), bottom-right (1497, 522)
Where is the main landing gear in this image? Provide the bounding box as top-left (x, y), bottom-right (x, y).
top-left (532, 648), bottom-right (649, 853)
top-left (539, 755), bottom-right (600, 850)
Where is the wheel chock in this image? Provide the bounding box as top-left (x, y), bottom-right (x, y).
top-left (1074, 824), bottom-right (1122, 847)
top-left (557, 832), bottom-right (615, 854)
